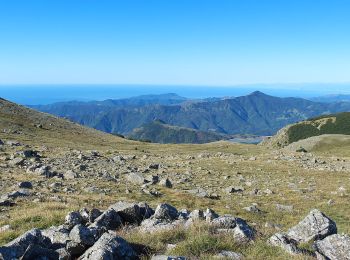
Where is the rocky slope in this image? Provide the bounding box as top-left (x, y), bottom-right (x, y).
top-left (1, 98), bottom-right (350, 259)
top-left (1, 200), bottom-right (349, 259)
top-left (262, 112), bottom-right (350, 148)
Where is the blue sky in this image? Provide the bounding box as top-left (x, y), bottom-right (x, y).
top-left (0, 0), bottom-right (350, 85)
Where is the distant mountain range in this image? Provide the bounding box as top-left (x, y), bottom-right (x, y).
top-left (30, 91), bottom-right (350, 141)
top-left (310, 94), bottom-right (350, 103)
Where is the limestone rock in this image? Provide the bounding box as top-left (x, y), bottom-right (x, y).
top-left (314, 234), bottom-right (350, 260)
top-left (269, 233), bottom-right (303, 255)
top-left (90, 209), bottom-right (122, 230)
top-left (287, 209), bottom-right (337, 243)
top-left (65, 211), bottom-right (83, 229)
top-left (79, 231), bottom-right (137, 260)
top-left (109, 201), bottom-right (142, 224)
top-left (154, 203), bottom-right (178, 221)
top-left (0, 229), bottom-right (51, 259)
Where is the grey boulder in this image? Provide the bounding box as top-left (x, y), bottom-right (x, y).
top-left (269, 233), bottom-right (304, 255)
top-left (287, 209), bottom-right (337, 243)
top-left (109, 201), bottom-right (142, 224)
top-left (314, 234), bottom-right (350, 260)
top-left (65, 211), bottom-right (83, 229)
top-left (79, 231), bottom-right (137, 260)
top-left (0, 229), bottom-right (51, 259)
top-left (154, 203), bottom-right (178, 221)
top-left (89, 209), bottom-right (122, 230)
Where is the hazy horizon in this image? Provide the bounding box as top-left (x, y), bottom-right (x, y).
top-left (2, 83), bottom-right (350, 105)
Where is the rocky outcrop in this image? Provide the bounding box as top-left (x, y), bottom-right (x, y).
top-left (0, 200), bottom-right (254, 260)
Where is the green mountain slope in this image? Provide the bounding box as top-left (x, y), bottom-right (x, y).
top-left (262, 112), bottom-right (350, 148)
top-left (128, 120), bottom-right (230, 144)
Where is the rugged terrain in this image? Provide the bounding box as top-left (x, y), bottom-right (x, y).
top-left (1, 98), bottom-right (350, 259)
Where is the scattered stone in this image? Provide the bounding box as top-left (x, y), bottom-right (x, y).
top-left (314, 234), bottom-right (350, 260)
top-left (69, 224), bottom-right (95, 246)
top-left (65, 211), bottom-right (83, 228)
top-left (269, 233), bottom-right (303, 255)
top-left (159, 178), bottom-right (173, 188)
top-left (212, 216), bottom-right (237, 229)
top-left (187, 188), bottom-right (210, 198)
top-left (140, 218), bottom-right (183, 233)
top-left (188, 209), bottom-right (204, 221)
top-left (109, 201), bottom-right (142, 224)
top-left (89, 208), bottom-right (103, 223)
top-left (296, 147), bottom-right (307, 153)
top-left (224, 186), bottom-right (244, 194)
top-left (0, 229), bottom-right (51, 259)
top-left (149, 163), bottom-right (160, 170)
top-left (65, 170), bottom-right (79, 179)
top-left (154, 203), bottom-right (178, 221)
top-left (204, 208), bottom-right (219, 222)
top-left (145, 174), bottom-right (159, 184)
top-left (5, 140), bottom-right (20, 146)
top-left (0, 198), bottom-right (15, 207)
top-left (90, 209), bottom-right (122, 230)
top-left (214, 250), bottom-right (243, 259)
top-left (138, 202), bottom-right (154, 219)
top-left (232, 218), bottom-right (255, 243)
top-left (7, 189), bottom-right (31, 199)
top-left (42, 225), bottom-right (70, 247)
top-left (287, 209), bottom-right (337, 243)
top-left (126, 172), bottom-right (146, 184)
top-left (8, 157), bottom-right (24, 166)
top-left (327, 199), bottom-right (335, 206)
top-left (276, 204), bottom-right (293, 212)
top-left (18, 181), bottom-right (33, 189)
top-left (0, 225), bottom-right (11, 233)
top-left (34, 165), bottom-right (55, 178)
top-left (243, 204), bottom-right (261, 213)
top-left (79, 231), bottom-right (137, 260)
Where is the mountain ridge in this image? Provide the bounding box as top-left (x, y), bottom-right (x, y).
top-left (128, 120), bottom-right (230, 144)
top-left (30, 92), bottom-right (350, 138)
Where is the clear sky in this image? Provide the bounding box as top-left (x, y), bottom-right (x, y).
top-left (1, 0), bottom-right (350, 85)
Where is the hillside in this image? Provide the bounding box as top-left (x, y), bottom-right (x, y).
top-left (0, 98), bottom-right (135, 150)
top-left (262, 112), bottom-right (350, 148)
top-left (31, 91), bottom-right (350, 137)
top-left (1, 98), bottom-right (350, 259)
top-left (128, 120), bottom-right (230, 144)
top-left (283, 134), bottom-right (350, 156)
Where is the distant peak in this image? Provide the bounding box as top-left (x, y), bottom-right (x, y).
top-left (249, 91), bottom-right (267, 96)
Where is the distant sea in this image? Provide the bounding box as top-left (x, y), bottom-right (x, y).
top-left (1, 84), bottom-right (349, 105)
